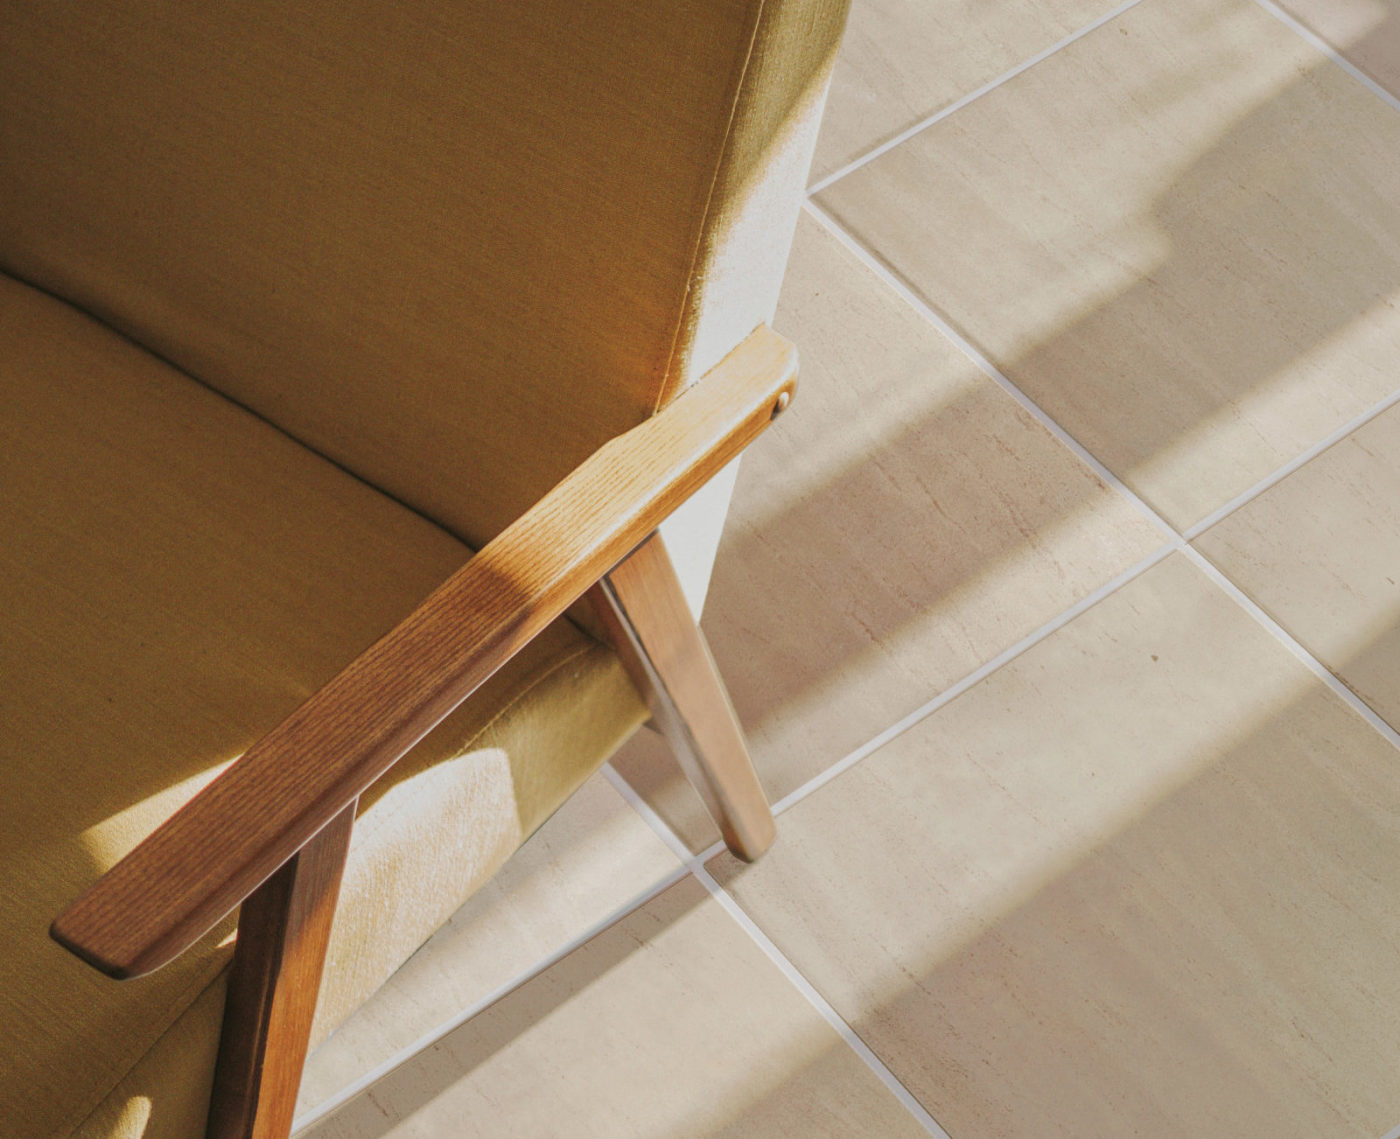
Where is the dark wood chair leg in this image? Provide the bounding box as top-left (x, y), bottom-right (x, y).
top-left (590, 533), bottom-right (775, 860)
top-left (206, 801), bottom-right (356, 1139)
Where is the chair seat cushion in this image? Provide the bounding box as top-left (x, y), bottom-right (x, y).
top-left (0, 273), bottom-right (647, 1137)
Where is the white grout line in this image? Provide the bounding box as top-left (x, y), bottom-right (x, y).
top-left (602, 765), bottom-right (953, 1139)
top-left (806, 198), bottom-right (1400, 643)
top-left (698, 836), bottom-right (727, 863)
top-left (602, 764), bottom-right (703, 872)
top-left (290, 862), bottom-right (692, 1134)
top-left (771, 541), bottom-right (1177, 816)
top-left (805, 182), bottom-right (1400, 784)
top-left (295, 7), bottom-right (1400, 1130)
top-left (1183, 384), bottom-right (1400, 539)
top-left (806, 0), bottom-right (1150, 196)
top-left (693, 864), bottom-right (954, 1139)
top-left (1181, 545), bottom-right (1400, 751)
top-left (1251, 0), bottom-right (1400, 116)
top-left (802, 198), bottom-right (1179, 543)
top-left (666, 10), bottom-right (1400, 1132)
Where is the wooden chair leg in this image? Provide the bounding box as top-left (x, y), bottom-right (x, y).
top-left (206, 801), bottom-right (356, 1139)
top-left (589, 533), bottom-right (775, 860)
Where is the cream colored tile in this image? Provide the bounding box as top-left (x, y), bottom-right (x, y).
top-left (813, 0), bottom-right (1118, 181)
top-left (1196, 403), bottom-right (1400, 729)
top-left (817, 0), bottom-right (1400, 530)
top-left (616, 212), bottom-right (1162, 849)
top-left (297, 770), bottom-right (681, 1114)
top-left (609, 724), bottom-right (719, 853)
top-left (300, 877), bottom-right (930, 1139)
top-left (714, 554), bottom-right (1400, 1138)
top-left (1275, 0), bottom-right (1400, 96)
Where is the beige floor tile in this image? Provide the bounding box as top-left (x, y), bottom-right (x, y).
top-left (1275, 0), bottom-right (1400, 96)
top-left (609, 726), bottom-right (719, 853)
top-left (714, 554), bottom-right (1400, 1138)
top-left (297, 770), bottom-right (681, 1115)
top-left (816, 0), bottom-right (1400, 530)
top-left (299, 877), bottom-right (929, 1139)
top-left (615, 212), bottom-right (1163, 850)
top-left (1195, 403), bottom-right (1400, 730)
top-left (812, 0), bottom-right (1118, 181)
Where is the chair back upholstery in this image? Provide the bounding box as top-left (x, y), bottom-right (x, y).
top-left (0, 0), bottom-right (847, 547)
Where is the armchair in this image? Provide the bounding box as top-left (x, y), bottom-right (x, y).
top-left (0, 1), bottom-right (848, 1136)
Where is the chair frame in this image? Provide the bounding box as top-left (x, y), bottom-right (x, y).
top-left (50, 324), bottom-right (796, 1138)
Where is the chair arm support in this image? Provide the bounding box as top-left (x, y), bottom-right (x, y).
top-left (51, 325), bottom-right (797, 981)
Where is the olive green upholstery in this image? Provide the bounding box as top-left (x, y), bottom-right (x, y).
top-left (0, 0), bottom-right (848, 1134)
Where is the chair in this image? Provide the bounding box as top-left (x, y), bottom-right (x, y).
top-left (0, 1), bottom-right (849, 1136)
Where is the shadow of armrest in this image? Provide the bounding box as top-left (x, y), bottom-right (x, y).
top-left (50, 324), bottom-right (798, 982)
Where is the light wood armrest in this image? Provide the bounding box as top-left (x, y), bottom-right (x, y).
top-left (52, 326), bottom-right (796, 980)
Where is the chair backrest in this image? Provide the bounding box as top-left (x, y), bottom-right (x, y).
top-left (0, 0), bottom-right (847, 549)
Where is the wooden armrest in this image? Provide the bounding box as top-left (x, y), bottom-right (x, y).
top-left (51, 326), bottom-right (796, 980)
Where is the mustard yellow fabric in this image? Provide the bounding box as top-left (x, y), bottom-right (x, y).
top-left (0, 2), bottom-right (850, 1133)
top-left (675, 0), bottom-right (849, 390)
top-left (653, 0), bottom-right (850, 618)
top-left (0, 0), bottom-right (755, 551)
top-left (0, 275), bottom-right (647, 1138)
top-left (0, 0), bottom-right (850, 559)
top-left (74, 982), bottom-right (226, 1139)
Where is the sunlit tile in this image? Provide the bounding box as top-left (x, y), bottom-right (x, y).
top-left (817, 0), bottom-right (1400, 530)
top-left (1274, 0), bottom-right (1400, 96)
top-left (714, 554), bottom-right (1400, 1137)
top-left (1195, 403), bottom-right (1400, 729)
top-left (813, 0), bottom-right (1120, 181)
top-left (297, 771), bottom-right (681, 1114)
top-left (300, 878), bottom-right (930, 1138)
top-left (616, 212), bottom-right (1162, 850)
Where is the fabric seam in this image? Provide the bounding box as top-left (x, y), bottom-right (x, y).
top-left (650, 0), bottom-right (769, 416)
top-left (68, 639), bottom-right (637, 1135)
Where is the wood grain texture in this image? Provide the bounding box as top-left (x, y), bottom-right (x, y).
top-left (51, 324), bottom-right (797, 980)
top-left (595, 535), bottom-right (775, 860)
top-left (207, 803), bottom-right (355, 1139)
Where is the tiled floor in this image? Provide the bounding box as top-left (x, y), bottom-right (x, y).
top-left (297, 1), bottom-right (1400, 1135)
